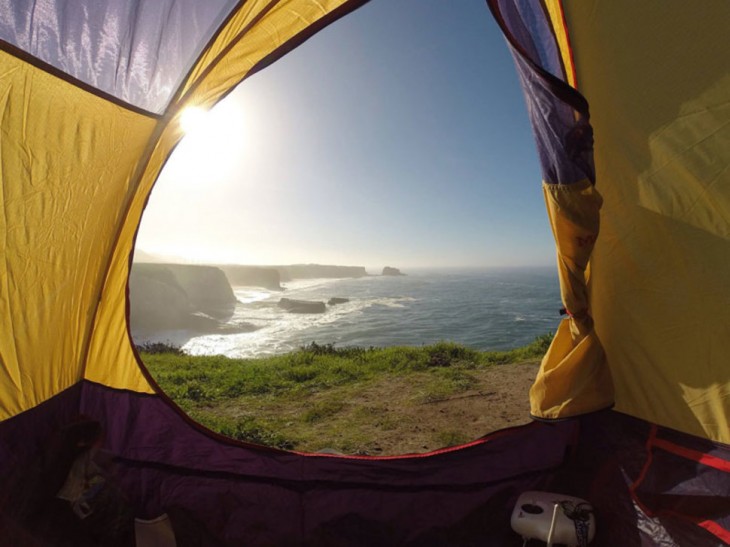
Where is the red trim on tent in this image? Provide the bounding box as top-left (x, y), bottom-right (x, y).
top-left (651, 437), bottom-right (730, 473)
top-left (485, 0), bottom-right (589, 114)
top-left (294, 423), bottom-right (536, 461)
top-left (629, 424), bottom-right (657, 516)
top-left (698, 519), bottom-right (730, 545)
top-left (556, 0), bottom-right (579, 90)
top-left (633, 424), bottom-right (658, 488)
top-left (0, 39), bottom-right (160, 118)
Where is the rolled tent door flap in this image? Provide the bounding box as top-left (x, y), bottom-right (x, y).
top-left (530, 179), bottom-right (614, 419)
top-left (488, 0), bottom-right (614, 420)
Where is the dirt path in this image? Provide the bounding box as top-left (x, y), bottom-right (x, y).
top-left (340, 360), bottom-right (541, 455)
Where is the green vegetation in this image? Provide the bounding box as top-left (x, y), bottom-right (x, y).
top-left (141, 334), bottom-right (552, 454)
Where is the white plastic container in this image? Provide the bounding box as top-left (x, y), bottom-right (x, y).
top-left (510, 491), bottom-right (595, 546)
top-left (135, 513), bottom-right (177, 547)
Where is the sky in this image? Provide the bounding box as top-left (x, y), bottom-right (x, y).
top-left (135, 0), bottom-right (554, 271)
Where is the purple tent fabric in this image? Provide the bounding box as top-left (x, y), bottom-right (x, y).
top-left (3, 382), bottom-right (729, 545)
top-left (488, 0), bottom-right (594, 185)
top-left (1, 380), bottom-right (575, 545)
top-left (0, 0), bottom-right (237, 113)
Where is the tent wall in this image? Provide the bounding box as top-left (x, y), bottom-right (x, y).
top-left (562, 1), bottom-right (730, 444)
top-left (0, 49), bottom-right (157, 419)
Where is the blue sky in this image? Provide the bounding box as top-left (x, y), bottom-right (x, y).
top-left (136, 0), bottom-right (553, 271)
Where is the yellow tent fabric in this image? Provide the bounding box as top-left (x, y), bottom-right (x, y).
top-left (0, 0), bottom-right (361, 420)
top-left (563, 1), bottom-right (730, 443)
top-left (544, 0), bottom-right (577, 89)
top-left (530, 180), bottom-right (614, 419)
top-left (0, 50), bottom-right (157, 418)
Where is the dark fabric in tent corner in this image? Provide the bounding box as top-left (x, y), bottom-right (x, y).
top-left (78, 381), bottom-right (574, 545)
top-left (4, 387), bottom-right (729, 545)
top-left (0, 380), bottom-right (576, 545)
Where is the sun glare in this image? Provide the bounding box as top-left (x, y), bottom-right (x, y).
top-left (169, 100), bottom-right (251, 184)
top-left (179, 106), bottom-right (209, 135)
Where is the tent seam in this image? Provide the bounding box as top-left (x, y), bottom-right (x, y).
top-left (0, 40), bottom-right (161, 119)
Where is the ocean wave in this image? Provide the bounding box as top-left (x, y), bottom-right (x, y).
top-left (234, 288), bottom-right (272, 304)
top-left (367, 296), bottom-right (416, 309)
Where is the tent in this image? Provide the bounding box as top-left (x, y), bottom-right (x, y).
top-left (1, 1), bottom-right (728, 544)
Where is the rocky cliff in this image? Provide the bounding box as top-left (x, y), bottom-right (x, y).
top-left (163, 264), bottom-right (237, 317)
top-left (129, 263), bottom-right (238, 334)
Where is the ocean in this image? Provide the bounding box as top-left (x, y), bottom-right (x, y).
top-left (174, 267), bottom-right (562, 358)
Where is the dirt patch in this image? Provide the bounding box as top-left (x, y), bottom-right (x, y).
top-left (219, 360), bottom-right (542, 456)
top-left (336, 361), bottom-right (540, 455)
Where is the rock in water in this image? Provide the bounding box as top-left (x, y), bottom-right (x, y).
top-left (382, 266), bottom-right (405, 276)
top-left (327, 297), bottom-right (350, 306)
top-left (278, 298), bottom-right (326, 314)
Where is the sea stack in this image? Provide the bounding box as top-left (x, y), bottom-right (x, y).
top-left (382, 266), bottom-right (405, 276)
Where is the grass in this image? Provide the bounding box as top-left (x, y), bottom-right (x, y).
top-left (140, 334), bottom-right (552, 454)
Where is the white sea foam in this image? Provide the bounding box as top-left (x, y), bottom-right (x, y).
top-left (234, 288), bottom-right (272, 304)
top-left (280, 277), bottom-right (349, 291)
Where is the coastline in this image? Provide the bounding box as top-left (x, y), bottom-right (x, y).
top-left (132, 268), bottom-right (560, 360)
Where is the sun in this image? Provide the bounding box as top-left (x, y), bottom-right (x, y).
top-left (179, 106), bottom-right (210, 135)
top-left (170, 100), bottom-right (251, 184)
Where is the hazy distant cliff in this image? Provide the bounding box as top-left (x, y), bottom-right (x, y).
top-left (221, 265), bottom-right (282, 291)
top-left (163, 264), bottom-right (237, 316)
top-left (220, 263), bottom-right (367, 288)
top-left (129, 263), bottom-right (237, 333)
top-left (128, 261), bottom-right (371, 339)
top-left (276, 264), bottom-right (368, 281)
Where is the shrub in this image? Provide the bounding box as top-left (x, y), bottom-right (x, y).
top-left (298, 341), bottom-right (373, 358)
top-left (136, 341), bottom-right (183, 355)
top-left (525, 332), bottom-right (554, 356)
top-left (191, 413), bottom-right (296, 450)
top-left (426, 342), bottom-right (479, 367)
